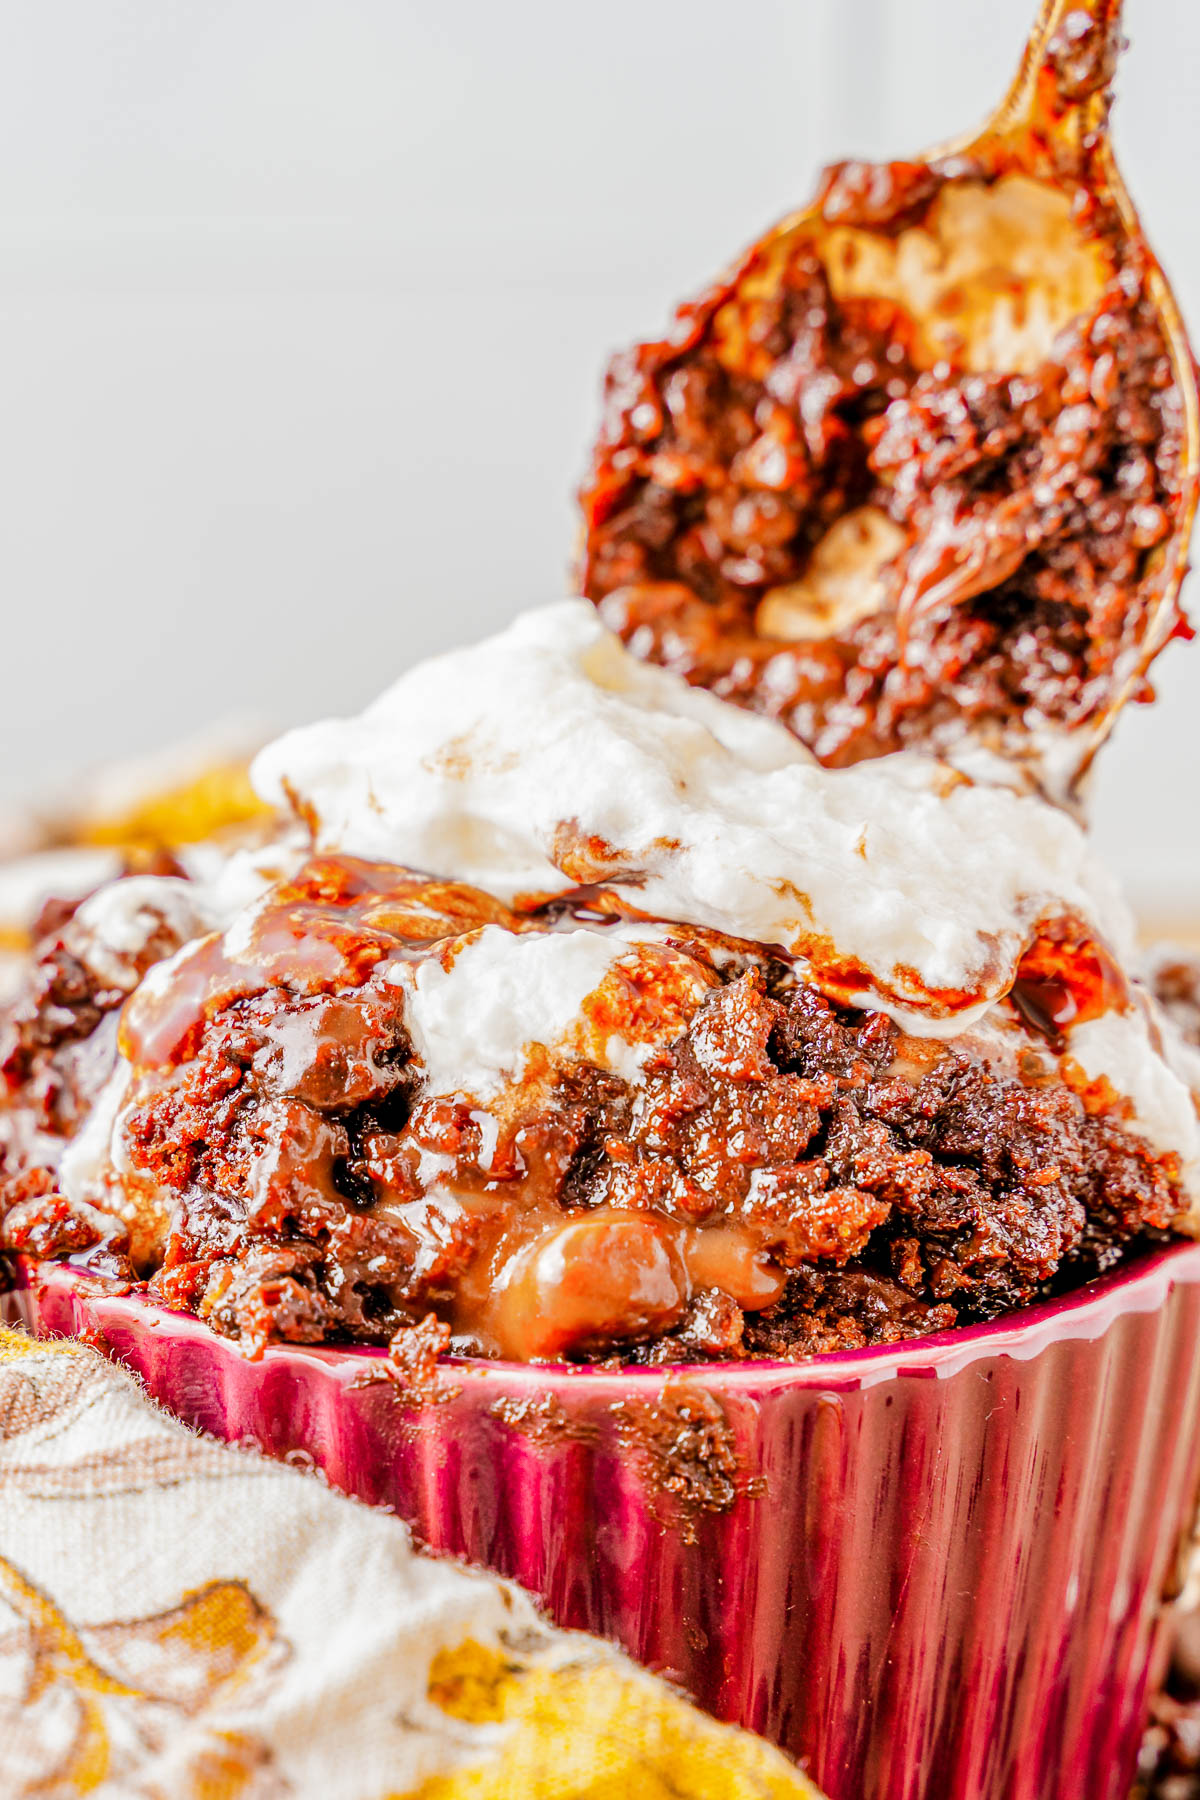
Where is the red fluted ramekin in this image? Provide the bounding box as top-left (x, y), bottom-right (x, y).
top-left (8, 1246), bottom-right (1200, 1800)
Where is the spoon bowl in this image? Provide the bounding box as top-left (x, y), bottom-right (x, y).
top-left (580, 0), bottom-right (1199, 799)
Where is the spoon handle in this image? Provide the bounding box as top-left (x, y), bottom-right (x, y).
top-left (989, 0), bottom-right (1124, 141)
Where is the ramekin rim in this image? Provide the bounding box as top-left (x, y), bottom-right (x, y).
top-left (15, 1236), bottom-right (1200, 1393)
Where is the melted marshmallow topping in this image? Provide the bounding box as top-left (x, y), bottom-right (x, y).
top-left (254, 600), bottom-right (1128, 1034)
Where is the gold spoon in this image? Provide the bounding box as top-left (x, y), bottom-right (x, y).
top-left (580, 0), bottom-right (1198, 800)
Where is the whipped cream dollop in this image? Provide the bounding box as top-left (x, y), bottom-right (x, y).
top-left (68, 877), bottom-right (218, 993)
top-left (1070, 1006), bottom-right (1200, 1192)
top-left (388, 921), bottom-right (710, 1104)
top-left (254, 600), bottom-right (1129, 1034)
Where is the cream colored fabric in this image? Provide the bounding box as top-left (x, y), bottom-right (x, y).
top-left (0, 1326), bottom-right (822, 1800)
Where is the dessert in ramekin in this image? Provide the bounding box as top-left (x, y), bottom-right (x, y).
top-left (5, 4), bottom-right (1200, 1798)
top-left (5, 599), bottom-right (1199, 1360)
top-left (4, 598), bottom-right (1200, 1800)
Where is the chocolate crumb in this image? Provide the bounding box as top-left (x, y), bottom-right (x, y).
top-left (490, 1391), bottom-right (600, 1447)
top-left (610, 1381), bottom-right (760, 1541)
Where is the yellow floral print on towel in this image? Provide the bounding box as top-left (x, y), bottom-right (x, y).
top-left (0, 1327), bottom-right (823, 1800)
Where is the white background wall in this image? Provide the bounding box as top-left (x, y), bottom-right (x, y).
top-left (1, 0), bottom-right (1197, 919)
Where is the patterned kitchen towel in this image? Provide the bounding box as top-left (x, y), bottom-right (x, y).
top-left (0, 1324), bottom-right (823, 1800)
